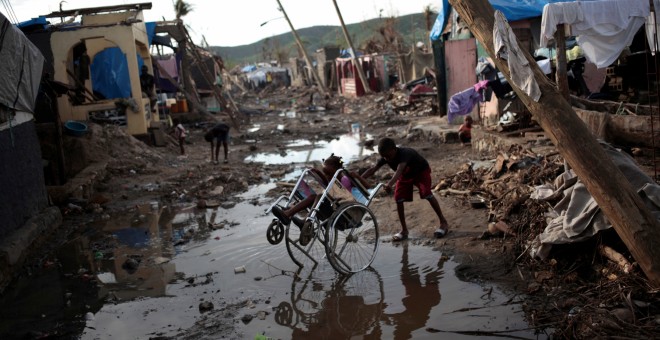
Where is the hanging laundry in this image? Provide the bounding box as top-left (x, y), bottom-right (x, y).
top-left (494, 10), bottom-right (541, 102)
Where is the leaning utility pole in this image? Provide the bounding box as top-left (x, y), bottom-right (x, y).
top-left (449, 0), bottom-right (660, 286)
top-left (275, 0), bottom-right (328, 95)
top-left (331, 0), bottom-right (372, 95)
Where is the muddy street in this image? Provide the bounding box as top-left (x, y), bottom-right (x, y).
top-left (0, 100), bottom-right (548, 339)
top-left (0, 172), bottom-right (536, 340)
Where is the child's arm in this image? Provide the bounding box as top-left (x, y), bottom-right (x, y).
top-left (385, 162), bottom-right (407, 191)
top-left (361, 163), bottom-right (383, 179)
top-left (349, 171), bottom-right (372, 189)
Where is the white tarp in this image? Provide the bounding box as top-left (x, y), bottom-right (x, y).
top-left (0, 13), bottom-right (45, 113)
top-left (531, 142), bottom-right (660, 259)
top-left (540, 0), bottom-right (649, 68)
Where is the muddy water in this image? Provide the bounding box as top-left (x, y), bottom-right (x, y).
top-left (244, 133), bottom-right (375, 164)
top-left (0, 179), bottom-right (543, 339)
top-left (0, 136), bottom-right (543, 339)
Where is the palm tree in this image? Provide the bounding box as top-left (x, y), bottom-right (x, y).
top-left (423, 4), bottom-right (437, 32)
top-left (174, 0), bottom-right (193, 20)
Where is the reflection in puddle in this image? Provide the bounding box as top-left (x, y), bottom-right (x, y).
top-left (245, 133), bottom-right (375, 164)
top-left (246, 124), bottom-right (261, 133)
top-left (0, 183), bottom-right (540, 340)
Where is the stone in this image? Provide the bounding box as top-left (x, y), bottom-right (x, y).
top-left (198, 301), bottom-right (214, 313)
top-left (241, 314), bottom-right (253, 324)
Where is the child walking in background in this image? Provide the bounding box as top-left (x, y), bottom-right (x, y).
top-left (361, 137), bottom-right (449, 241)
top-left (174, 119), bottom-right (187, 155)
top-left (458, 115), bottom-right (473, 145)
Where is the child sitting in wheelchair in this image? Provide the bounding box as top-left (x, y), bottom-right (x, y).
top-left (271, 154), bottom-right (371, 227)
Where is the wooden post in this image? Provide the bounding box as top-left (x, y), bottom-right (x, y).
top-left (432, 39), bottom-right (448, 116)
top-left (275, 0), bottom-right (329, 95)
top-left (449, 0), bottom-right (660, 286)
top-left (554, 24), bottom-right (570, 100)
top-left (331, 0), bottom-right (372, 95)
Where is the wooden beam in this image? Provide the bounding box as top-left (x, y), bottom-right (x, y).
top-left (449, 0), bottom-right (660, 286)
top-left (276, 0), bottom-right (329, 95)
top-left (332, 0), bottom-right (372, 95)
top-left (44, 2), bottom-right (152, 18)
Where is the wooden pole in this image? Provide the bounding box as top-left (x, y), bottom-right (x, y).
top-left (275, 0), bottom-right (329, 95)
top-left (331, 0), bottom-right (372, 95)
top-left (554, 24), bottom-right (570, 100)
top-left (449, 0), bottom-right (660, 286)
top-left (432, 39), bottom-right (448, 116)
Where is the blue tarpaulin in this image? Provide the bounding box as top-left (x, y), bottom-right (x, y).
top-left (430, 0), bottom-right (451, 41)
top-left (430, 0), bottom-right (578, 41)
top-left (91, 47), bottom-right (132, 99)
top-left (241, 65), bottom-right (257, 72)
top-left (145, 22), bottom-right (156, 46)
top-left (17, 16), bottom-right (48, 29)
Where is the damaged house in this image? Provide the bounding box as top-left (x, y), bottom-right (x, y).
top-left (22, 3), bottom-right (159, 136)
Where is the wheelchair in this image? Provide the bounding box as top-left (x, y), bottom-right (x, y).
top-left (266, 168), bottom-right (383, 275)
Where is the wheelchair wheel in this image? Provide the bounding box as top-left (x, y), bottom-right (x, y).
top-left (285, 218), bottom-right (326, 270)
top-left (266, 219), bottom-right (285, 245)
top-left (325, 202), bottom-right (379, 275)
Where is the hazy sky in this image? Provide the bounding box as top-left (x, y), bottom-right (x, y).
top-left (8, 0), bottom-right (438, 46)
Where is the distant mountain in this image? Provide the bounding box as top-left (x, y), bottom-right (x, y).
top-left (210, 12), bottom-right (434, 69)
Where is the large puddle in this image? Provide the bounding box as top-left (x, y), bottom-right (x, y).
top-left (0, 131), bottom-right (539, 338)
top-left (245, 133), bottom-right (375, 164)
top-left (0, 176), bottom-right (544, 339)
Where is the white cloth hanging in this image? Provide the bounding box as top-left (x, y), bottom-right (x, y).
top-left (645, 0), bottom-right (660, 54)
top-left (540, 2), bottom-right (583, 46)
top-left (540, 0), bottom-right (649, 69)
top-left (494, 10), bottom-right (541, 102)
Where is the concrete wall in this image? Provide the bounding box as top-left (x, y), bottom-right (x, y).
top-left (0, 113), bottom-right (48, 239)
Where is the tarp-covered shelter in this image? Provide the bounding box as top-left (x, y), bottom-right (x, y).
top-left (0, 11), bottom-right (49, 241)
top-left (246, 66), bottom-right (289, 88)
top-left (2, 16), bottom-right (45, 113)
top-left (336, 55), bottom-right (386, 97)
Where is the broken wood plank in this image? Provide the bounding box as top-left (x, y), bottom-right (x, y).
top-left (450, 0), bottom-right (660, 286)
top-left (599, 245), bottom-right (633, 274)
top-left (437, 188), bottom-right (471, 195)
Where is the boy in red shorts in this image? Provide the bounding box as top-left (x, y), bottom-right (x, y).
top-left (362, 137), bottom-right (449, 241)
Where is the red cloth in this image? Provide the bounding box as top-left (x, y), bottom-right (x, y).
top-left (408, 84), bottom-right (435, 102)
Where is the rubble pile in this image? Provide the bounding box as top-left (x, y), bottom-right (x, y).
top-left (435, 145), bottom-right (660, 338)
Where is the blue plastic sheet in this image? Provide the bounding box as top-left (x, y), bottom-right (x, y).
top-left (430, 0), bottom-right (578, 41)
top-left (91, 47), bottom-right (132, 99)
top-left (16, 16), bottom-right (48, 29)
top-left (429, 0), bottom-right (451, 41)
top-left (145, 22), bottom-right (156, 46)
top-left (241, 65), bottom-right (257, 72)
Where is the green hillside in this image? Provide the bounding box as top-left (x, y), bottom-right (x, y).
top-left (211, 12), bottom-right (434, 68)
